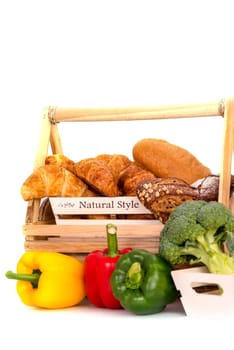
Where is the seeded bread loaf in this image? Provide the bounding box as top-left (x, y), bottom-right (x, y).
top-left (136, 174), bottom-right (234, 223)
top-left (136, 177), bottom-right (199, 223)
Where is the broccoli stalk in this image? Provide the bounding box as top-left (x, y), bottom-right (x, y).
top-left (159, 200), bottom-right (234, 274)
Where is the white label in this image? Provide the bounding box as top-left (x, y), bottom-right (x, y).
top-left (49, 196), bottom-right (151, 215)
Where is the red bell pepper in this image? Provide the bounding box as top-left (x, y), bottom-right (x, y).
top-left (84, 223), bottom-right (132, 309)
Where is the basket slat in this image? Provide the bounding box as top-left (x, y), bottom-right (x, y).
top-left (23, 223), bottom-right (162, 253)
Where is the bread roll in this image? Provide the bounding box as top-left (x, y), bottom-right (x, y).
top-left (132, 138), bottom-right (211, 184)
top-left (21, 164), bottom-right (88, 201)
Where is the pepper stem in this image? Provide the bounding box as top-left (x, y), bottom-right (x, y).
top-left (5, 269), bottom-right (41, 289)
top-left (106, 223), bottom-right (118, 257)
top-left (126, 262), bottom-right (144, 289)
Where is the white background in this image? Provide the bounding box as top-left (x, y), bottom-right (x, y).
top-left (1, 1), bottom-right (234, 349)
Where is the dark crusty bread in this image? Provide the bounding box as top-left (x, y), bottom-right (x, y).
top-left (136, 177), bottom-right (199, 223)
top-left (191, 175), bottom-right (220, 201)
top-left (192, 174), bottom-right (234, 201)
top-left (136, 174), bottom-right (234, 223)
top-left (132, 138), bottom-right (211, 184)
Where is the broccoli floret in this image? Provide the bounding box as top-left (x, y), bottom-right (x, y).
top-left (169, 200), bottom-right (207, 221)
top-left (159, 200), bottom-right (234, 274)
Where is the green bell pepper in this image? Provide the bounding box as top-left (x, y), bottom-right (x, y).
top-left (110, 249), bottom-right (179, 315)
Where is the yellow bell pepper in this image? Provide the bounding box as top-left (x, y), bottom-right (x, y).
top-left (6, 251), bottom-right (86, 309)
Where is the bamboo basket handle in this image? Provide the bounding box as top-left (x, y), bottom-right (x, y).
top-left (218, 97), bottom-right (234, 207)
top-left (34, 107), bottom-right (53, 168)
top-left (50, 123), bottom-right (63, 154)
top-left (27, 107), bottom-right (53, 223)
top-left (52, 100), bottom-right (224, 122)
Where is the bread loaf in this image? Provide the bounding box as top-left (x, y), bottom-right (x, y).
top-left (191, 175), bottom-right (220, 201)
top-left (136, 177), bottom-right (199, 223)
top-left (21, 164), bottom-right (88, 201)
top-left (192, 174), bottom-right (234, 201)
top-left (132, 138), bottom-right (211, 184)
top-left (136, 174), bottom-right (234, 223)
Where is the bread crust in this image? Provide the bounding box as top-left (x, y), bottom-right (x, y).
top-left (21, 164), bottom-right (88, 200)
top-left (45, 154), bottom-right (76, 174)
top-left (96, 154), bottom-right (132, 181)
top-left (132, 138), bottom-right (211, 184)
top-left (74, 154), bottom-right (131, 197)
top-left (74, 158), bottom-right (120, 196)
top-left (136, 177), bottom-right (199, 223)
top-left (118, 163), bottom-right (155, 196)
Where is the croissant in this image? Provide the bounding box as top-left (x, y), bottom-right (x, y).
top-left (96, 154), bottom-right (132, 181)
top-left (21, 164), bottom-right (88, 201)
top-left (74, 158), bottom-right (120, 197)
top-left (118, 163), bottom-right (156, 196)
top-left (45, 154), bottom-right (76, 174)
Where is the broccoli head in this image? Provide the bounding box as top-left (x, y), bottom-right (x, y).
top-left (159, 200), bottom-right (234, 274)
